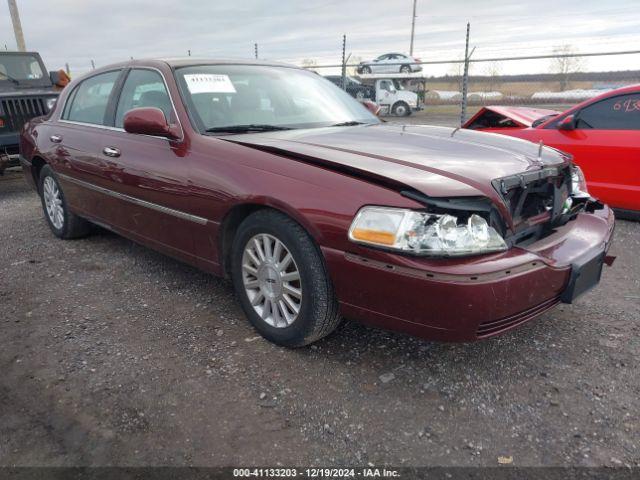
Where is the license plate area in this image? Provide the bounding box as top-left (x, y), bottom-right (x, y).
top-left (561, 250), bottom-right (605, 304)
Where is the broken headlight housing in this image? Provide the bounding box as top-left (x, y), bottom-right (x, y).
top-left (571, 165), bottom-right (590, 198)
top-left (348, 206), bottom-right (507, 257)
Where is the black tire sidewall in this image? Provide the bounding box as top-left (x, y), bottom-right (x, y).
top-left (231, 212), bottom-right (330, 347)
top-left (393, 101), bottom-right (409, 116)
top-left (39, 166), bottom-right (69, 238)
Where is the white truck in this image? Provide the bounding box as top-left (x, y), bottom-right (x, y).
top-left (327, 75), bottom-right (422, 117)
top-left (373, 78), bottom-right (421, 116)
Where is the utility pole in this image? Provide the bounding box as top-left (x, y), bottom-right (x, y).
top-left (7, 0), bottom-right (27, 51)
top-left (341, 34), bottom-right (347, 90)
top-left (409, 0), bottom-right (417, 56)
top-left (460, 22), bottom-right (473, 127)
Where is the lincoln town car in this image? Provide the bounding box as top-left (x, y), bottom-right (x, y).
top-left (19, 59), bottom-right (615, 347)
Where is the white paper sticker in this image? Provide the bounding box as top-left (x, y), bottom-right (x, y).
top-left (184, 74), bottom-right (236, 94)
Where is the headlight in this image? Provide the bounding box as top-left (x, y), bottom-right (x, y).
top-left (571, 165), bottom-right (589, 197)
top-left (45, 97), bottom-right (57, 112)
top-left (348, 206), bottom-right (507, 257)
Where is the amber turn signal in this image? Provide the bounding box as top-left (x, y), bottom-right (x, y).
top-left (350, 228), bottom-right (396, 246)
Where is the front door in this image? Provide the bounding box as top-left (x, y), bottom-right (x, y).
top-left (97, 68), bottom-right (197, 264)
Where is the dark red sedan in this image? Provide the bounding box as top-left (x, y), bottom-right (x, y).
top-left (20, 59), bottom-right (615, 347)
top-left (463, 85), bottom-right (640, 218)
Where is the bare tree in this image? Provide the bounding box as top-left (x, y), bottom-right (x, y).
top-left (347, 56), bottom-right (362, 76)
top-left (484, 61), bottom-right (502, 91)
top-left (301, 58), bottom-right (318, 73)
top-left (551, 45), bottom-right (585, 91)
top-left (447, 57), bottom-right (469, 92)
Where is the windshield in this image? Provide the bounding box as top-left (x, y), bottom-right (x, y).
top-left (0, 54), bottom-right (45, 82)
top-left (174, 65), bottom-right (379, 133)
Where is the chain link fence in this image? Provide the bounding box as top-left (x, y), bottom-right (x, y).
top-left (303, 49), bottom-right (640, 124)
top-left (62, 45), bottom-right (640, 126)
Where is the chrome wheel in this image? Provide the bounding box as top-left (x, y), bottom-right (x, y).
top-left (241, 233), bottom-right (302, 328)
top-left (43, 176), bottom-right (64, 230)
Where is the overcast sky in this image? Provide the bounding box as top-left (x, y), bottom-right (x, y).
top-left (1, 0), bottom-right (638, 76)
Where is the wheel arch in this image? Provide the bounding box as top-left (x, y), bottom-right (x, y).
top-left (30, 155), bottom-right (48, 189)
top-left (218, 199), bottom-right (325, 278)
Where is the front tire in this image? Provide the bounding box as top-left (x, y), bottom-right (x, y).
top-left (392, 101), bottom-right (411, 117)
top-left (231, 210), bottom-right (341, 347)
top-left (400, 65), bottom-right (412, 73)
top-left (361, 66), bottom-right (372, 74)
top-left (39, 165), bottom-right (91, 239)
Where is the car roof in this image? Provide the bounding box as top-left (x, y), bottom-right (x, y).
top-left (95, 57), bottom-right (301, 71)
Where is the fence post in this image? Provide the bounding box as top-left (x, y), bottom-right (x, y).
top-left (341, 34), bottom-right (347, 90)
top-left (91, 59), bottom-right (95, 70)
top-left (460, 22), bottom-right (470, 127)
top-left (254, 43), bottom-right (258, 59)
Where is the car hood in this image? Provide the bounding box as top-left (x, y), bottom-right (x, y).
top-left (227, 124), bottom-right (568, 204)
top-left (463, 106), bottom-right (560, 129)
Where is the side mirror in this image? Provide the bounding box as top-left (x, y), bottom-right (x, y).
top-left (49, 69), bottom-right (70, 88)
top-left (49, 71), bottom-right (61, 85)
top-left (123, 107), bottom-right (180, 139)
top-left (362, 100), bottom-right (381, 116)
top-left (558, 114), bottom-right (576, 131)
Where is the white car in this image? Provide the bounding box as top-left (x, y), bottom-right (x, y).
top-left (357, 53), bottom-right (422, 74)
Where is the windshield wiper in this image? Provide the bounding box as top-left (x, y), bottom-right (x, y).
top-left (330, 121), bottom-right (368, 127)
top-left (205, 124), bottom-right (293, 134)
top-left (0, 72), bottom-right (20, 85)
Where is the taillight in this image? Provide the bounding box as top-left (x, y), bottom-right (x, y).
top-left (0, 118), bottom-right (5, 129)
top-left (414, 57), bottom-right (421, 62)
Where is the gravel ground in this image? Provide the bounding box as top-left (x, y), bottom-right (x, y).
top-left (1, 129), bottom-right (639, 467)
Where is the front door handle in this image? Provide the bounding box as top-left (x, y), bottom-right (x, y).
top-left (50, 134), bottom-right (62, 143)
top-left (103, 146), bottom-right (121, 158)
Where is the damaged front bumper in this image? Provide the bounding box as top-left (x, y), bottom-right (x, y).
top-left (323, 205), bottom-right (615, 342)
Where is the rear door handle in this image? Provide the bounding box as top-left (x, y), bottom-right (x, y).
top-left (102, 146), bottom-right (121, 158)
top-left (50, 134), bottom-right (62, 143)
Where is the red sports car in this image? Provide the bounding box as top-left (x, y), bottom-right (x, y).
top-left (20, 59), bottom-right (614, 347)
top-left (463, 85), bottom-right (640, 218)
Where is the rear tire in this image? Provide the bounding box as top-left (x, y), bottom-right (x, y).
top-left (231, 210), bottom-right (341, 347)
top-left (39, 165), bottom-right (91, 239)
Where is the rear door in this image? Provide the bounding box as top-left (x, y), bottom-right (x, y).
top-left (49, 69), bottom-right (123, 221)
top-left (541, 93), bottom-right (640, 210)
top-left (96, 67), bottom-right (197, 263)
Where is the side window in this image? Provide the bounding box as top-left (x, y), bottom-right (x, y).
top-left (63, 70), bottom-right (120, 125)
top-left (576, 94), bottom-right (640, 130)
top-left (380, 80), bottom-right (393, 92)
top-left (115, 69), bottom-right (173, 128)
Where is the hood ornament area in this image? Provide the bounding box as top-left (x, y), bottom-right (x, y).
top-left (534, 140), bottom-right (545, 168)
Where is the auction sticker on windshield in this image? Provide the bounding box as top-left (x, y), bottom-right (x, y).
top-left (184, 74), bottom-right (236, 94)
